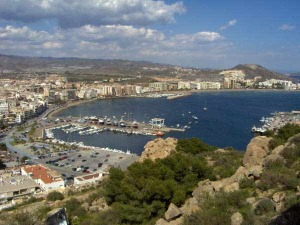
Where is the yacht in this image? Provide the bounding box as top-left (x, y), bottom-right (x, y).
top-left (98, 118), bottom-right (104, 125)
top-left (106, 118), bottom-right (112, 125)
top-left (119, 119), bottom-right (126, 127)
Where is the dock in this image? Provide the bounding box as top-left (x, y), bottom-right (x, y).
top-left (43, 116), bottom-right (185, 139)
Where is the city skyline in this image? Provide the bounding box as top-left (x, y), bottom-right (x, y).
top-left (0, 0), bottom-right (299, 71)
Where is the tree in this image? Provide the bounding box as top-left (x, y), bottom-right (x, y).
top-left (0, 143), bottom-right (7, 151)
top-left (0, 159), bottom-right (6, 170)
top-left (47, 191), bottom-right (64, 201)
top-left (20, 156), bottom-right (29, 164)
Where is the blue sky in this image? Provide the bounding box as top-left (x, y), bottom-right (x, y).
top-left (0, 0), bottom-right (299, 71)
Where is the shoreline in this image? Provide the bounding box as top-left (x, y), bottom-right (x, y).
top-left (49, 89), bottom-right (299, 118)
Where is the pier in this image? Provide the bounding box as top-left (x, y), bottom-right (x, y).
top-left (42, 116), bottom-right (185, 139)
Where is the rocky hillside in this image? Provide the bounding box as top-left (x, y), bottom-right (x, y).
top-left (232, 64), bottom-right (290, 81)
top-left (157, 131), bottom-right (300, 225)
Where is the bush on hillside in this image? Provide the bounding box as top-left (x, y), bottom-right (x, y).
top-left (47, 191), bottom-right (64, 201)
top-left (239, 177), bottom-right (255, 189)
top-left (208, 150), bottom-right (243, 179)
top-left (258, 160), bottom-right (299, 191)
top-left (254, 198), bottom-right (275, 216)
top-left (184, 190), bottom-right (252, 225)
top-left (104, 152), bottom-right (214, 224)
top-left (269, 124), bottom-right (300, 149)
top-left (176, 137), bottom-right (216, 154)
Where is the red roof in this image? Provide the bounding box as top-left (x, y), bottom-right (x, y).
top-left (22, 165), bottom-right (62, 184)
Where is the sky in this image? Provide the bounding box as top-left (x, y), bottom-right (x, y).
top-left (0, 0), bottom-right (299, 71)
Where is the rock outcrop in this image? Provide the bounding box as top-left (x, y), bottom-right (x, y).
top-left (139, 138), bottom-right (177, 162)
top-left (243, 136), bottom-right (272, 168)
top-left (165, 203), bottom-right (182, 221)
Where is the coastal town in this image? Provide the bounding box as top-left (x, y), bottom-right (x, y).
top-left (0, 67), bottom-right (299, 211)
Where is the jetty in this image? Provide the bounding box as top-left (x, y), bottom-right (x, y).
top-left (167, 92), bottom-right (191, 100)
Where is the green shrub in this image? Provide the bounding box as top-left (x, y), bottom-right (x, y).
top-left (269, 124), bottom-right (300, 149)
top-left (176, 138), bottom-right (216, 154)
top-left (184, 190), bottom-right (252, 225)
top-left (47, 191), bottom-right (64, 201)
top-left (254, 198), bottom-right (275, 216)
top-left (283, 193), bottom-right (300, 209)
top-left (103, 152), bottom-right (214, 224)
top-left (258, 160), bottom-right (299, 191)
top-left (65, 198), bottom-right (87, 223)
top-left (280, 145), bottom-right (300, 166)
top-left (209, 150), bottom-right (243, 179)
top-left (79, 209), bottom-right (121, 225)
top-left (239, 178), bottom-right (255, 189)
top-left (67, 189), bottom-right (75, 196)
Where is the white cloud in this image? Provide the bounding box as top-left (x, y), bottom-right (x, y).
top-left (0, 0), bottom-right (185, 28)
top-left (42, 42), bottom-right (63, 49)
top-left (220, 19), bottom-right (237, 30)
top-left (279, 24), bottom-right (296, 31)
top-left (0, 25), bottom-right (229, 66)
top-left (0, 26), bottom-right (53, 42)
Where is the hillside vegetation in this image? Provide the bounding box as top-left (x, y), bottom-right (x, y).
top-left (1, 125), bottom-right (300, 225)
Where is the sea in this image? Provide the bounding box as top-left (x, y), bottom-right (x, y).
top-left (53, 91), bottom-right (300, 155)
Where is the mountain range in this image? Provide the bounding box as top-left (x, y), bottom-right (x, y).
top-left (0, 54), bottom-right (292, 82)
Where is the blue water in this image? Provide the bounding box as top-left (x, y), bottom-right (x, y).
top-left (54, 91), bottom-right (300, 154)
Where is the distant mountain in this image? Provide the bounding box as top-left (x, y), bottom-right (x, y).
top-left (0, 54), bottom-right (164, 72)
top-left (231, 64), bottom-right (290, 81)
top-left (0, 54), bottom-right (292, 82)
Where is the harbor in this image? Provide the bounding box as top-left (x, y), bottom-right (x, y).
top-left (42, 116), bottom-right (186, 154)
top-left (252, 110), bottom-right (300, 134)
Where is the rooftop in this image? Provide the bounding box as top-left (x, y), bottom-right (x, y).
top-left (0, 175), bottom-right (39, 195)
top-left (22, 165), bottom-right (63, 184)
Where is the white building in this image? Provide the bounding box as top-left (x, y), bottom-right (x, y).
top-left (178, 81), bottom-right (191, 90)
top-left (21, 165), bottom-right (64, 191)
top-left (74, 172), bottom-right (103, 186)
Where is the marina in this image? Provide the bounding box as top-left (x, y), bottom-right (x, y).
top-left (252, 111), bottom-right (300, 134)
top-left (43, 116), bottom-right (185, 154)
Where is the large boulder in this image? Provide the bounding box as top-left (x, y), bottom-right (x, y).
top-left (180, 197), bottom-right (200, 215)
top-left (263, 154), bottom-right (286, 167)
top-left (271, 145), bottom-right (285, 156)
top-left (273, 192), bottom-right (286, 204)
top-left (223, 182), bottom-right (239, 193)
top-left (165, 203), bottom-right (182, 222)
top-left (139, 138), bottom-right (177, 162)
top-left (192, 183), bottom-right (214, 200)
top-left (243, 136), bottom-right (272, 167)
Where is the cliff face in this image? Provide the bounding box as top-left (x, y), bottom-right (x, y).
top-left (156, 134), bottom-right (300, 225)
top-left (139, 138), bottom-right (177, 162)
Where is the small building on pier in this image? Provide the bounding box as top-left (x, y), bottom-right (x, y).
top-left (151, 118), bottom-right (165, 129)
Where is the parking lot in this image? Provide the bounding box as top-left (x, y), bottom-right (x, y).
top-left (36, 148), bottom-right (138, 182)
